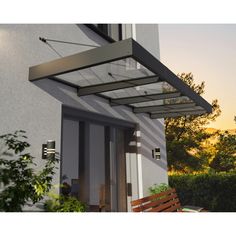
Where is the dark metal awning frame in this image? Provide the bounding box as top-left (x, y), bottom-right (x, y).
top-left (29, 38), bottom-right (212, 118)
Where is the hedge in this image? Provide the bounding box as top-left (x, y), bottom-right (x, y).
top-left (169, 172), bottom-right (236, 212)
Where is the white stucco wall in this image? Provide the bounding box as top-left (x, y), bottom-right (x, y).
top-left (0, 24), bottom-right (168, 210)
top-left (135, 24), bottom-right (168, 196)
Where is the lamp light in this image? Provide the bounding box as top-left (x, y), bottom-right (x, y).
top-left (42, 140), bottom-right (56, 159)
top-left (152, 147), bottom-right (161, 160)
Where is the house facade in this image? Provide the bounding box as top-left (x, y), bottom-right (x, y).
top-left (0, 24), bottom-right (211, 211)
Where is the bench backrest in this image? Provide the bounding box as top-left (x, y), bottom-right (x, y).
top-left (131, 188), bottom-right (181, 212)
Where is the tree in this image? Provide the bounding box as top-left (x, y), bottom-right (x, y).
top-left (209, 130), bottom-right (236, 172)
top-left (210, 133), bottom-right (236, 172)
top-left (165, 73), bottom-right (221, 173)
top-left (0, 130), bottom-right (58, 211)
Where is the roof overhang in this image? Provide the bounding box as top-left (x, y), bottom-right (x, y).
top-left (29, 38), bottom-right (212, 119)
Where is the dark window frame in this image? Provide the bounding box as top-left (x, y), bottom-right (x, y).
top-left (84, 24), bottom-right (122, 42)
top-left (97, 24), bottom-right (109, 36)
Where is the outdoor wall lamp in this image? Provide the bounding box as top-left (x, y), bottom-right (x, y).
top-left (152, 147), bottom-right (161, 160)
top-left (42, 140), bottom-right (56, 159)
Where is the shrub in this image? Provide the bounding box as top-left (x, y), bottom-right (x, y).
top-left (0, 130), bottom-right (58, 212)
top-left (148, 183), bottom-right (171, 195)
top-left (169, 172), bottom-right (236, 212)
top-left (44, 193), bottom-right (86, 212)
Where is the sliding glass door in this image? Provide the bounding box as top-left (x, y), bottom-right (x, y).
top-left (62, 116), bottom-right (129, 212)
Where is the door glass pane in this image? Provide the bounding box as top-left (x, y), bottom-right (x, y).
top-left (62, 118), bottom-right (128, 212)
top-left (89, 124), bottom-right (105, 211)
top-left (110, 127), bottom-right (117, 211)
top-left (61, 118), bottom-right (79, 197)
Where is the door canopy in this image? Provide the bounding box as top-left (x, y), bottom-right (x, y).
top-left (29, 38), bottom-right (212, 119)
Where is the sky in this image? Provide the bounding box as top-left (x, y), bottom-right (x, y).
top-left (158, 24), bottom-right (236, 130)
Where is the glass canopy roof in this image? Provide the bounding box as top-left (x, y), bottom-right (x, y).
top-left (29, 38), bottom-right (212, 119)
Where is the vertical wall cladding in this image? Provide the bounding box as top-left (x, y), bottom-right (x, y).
top-left (0, 24), bottom-right (168, 207)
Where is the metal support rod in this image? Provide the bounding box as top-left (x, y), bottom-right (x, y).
top-left (39, 37), bottom-right (99, 48)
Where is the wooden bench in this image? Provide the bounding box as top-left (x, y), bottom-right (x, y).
top-left (131, 188), bottom-right (204, 212)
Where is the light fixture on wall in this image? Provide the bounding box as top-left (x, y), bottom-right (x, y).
top-left (42, 140), bottom-right (56, 159)
top-left (152, 147), bottom-right (161, 160)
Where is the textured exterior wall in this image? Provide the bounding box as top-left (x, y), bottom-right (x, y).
top-left (0, 24), bottom-right (107, 210)
top-left (135, 24), bottom-right (168, 196)
top-left (0, 24), bottom-right (168, 210)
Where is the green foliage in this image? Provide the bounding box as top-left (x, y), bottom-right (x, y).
top-left (44, 193), bottom-right (86, 212)
top-left (210, 131), bottom-right (236, 172)
top-left (148, 183), bottom-right (170, 195)
top-left (165, 73), bottom-right (221, 173)
top-left (169, 172), bottom-right (236, 212)
top-left (0, 130), bottom-right (58, 211)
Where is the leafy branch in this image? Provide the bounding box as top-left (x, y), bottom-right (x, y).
top-left (0, 130), bottom-right (59, 211)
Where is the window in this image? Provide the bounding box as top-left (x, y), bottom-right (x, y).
top-left (97, 24), bottom-right (109, 36)
top-left (93, 24), bottom-right (122, 41)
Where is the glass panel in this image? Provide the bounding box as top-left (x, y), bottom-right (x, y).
top-left (100, 81), bottom-right (182, 104)
top-left (89, 124), bottom-right (105, 211)
top-left (164, 96), bottom-right (193, 105)
top-left (151, 106), bottom-right (204, 114)
top-left (55, 55), bottom-right (199, 113)
top-left (101, 81), bottom-right (164, 98)
top-left (132, 96), bottom-right (193, 108)
top-left (56, 57), bottom-right (154, 87)
top-left (132, 100), bottom-right (164, 107)
top-left (61, 118), bottom-right (79, 198)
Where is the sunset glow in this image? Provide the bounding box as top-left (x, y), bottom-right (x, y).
top-left (159, 24), bottom-right (236, 130)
